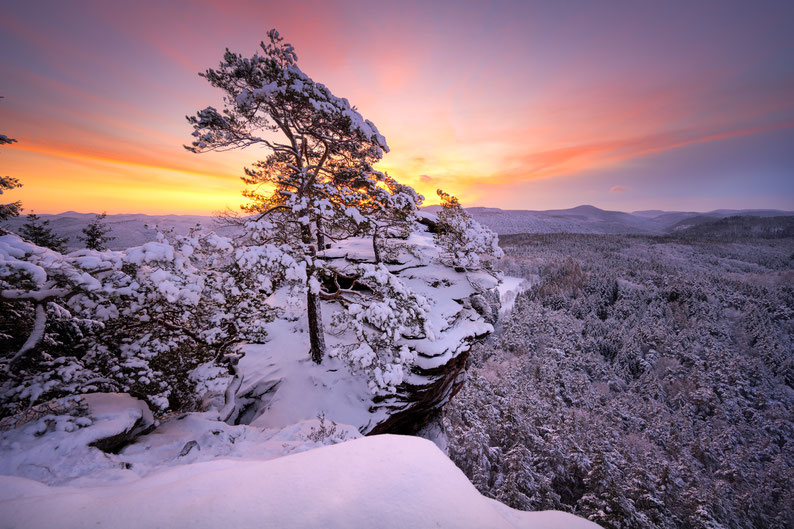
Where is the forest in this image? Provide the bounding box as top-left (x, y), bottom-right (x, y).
top-left (445, 233), bottom-right (794, 528)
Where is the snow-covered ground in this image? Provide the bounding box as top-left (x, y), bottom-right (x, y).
top-left (0, 434), bottom-right (599, 529)
top-left (497, 275), bottom-right (530, 316)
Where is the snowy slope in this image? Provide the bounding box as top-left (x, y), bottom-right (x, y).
top-left (497, 275), bottom-right (531, 317)
top-left (0, 434), bottom-right (599, 529)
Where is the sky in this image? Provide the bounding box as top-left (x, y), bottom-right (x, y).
top-left (1, 0), bottom-right (792, 214)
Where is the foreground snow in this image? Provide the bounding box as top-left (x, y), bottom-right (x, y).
top-left (0, 434), bottom-right (598, 529)
top-left (0, 393), bottom-right (361, 486)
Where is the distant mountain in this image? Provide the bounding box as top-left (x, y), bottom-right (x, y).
top-left (459, 205), bottom-right (794, 235)
top-left (3, 206), bottom-right (793, 248)
top-left (457, 205), bottom-right (661, 235)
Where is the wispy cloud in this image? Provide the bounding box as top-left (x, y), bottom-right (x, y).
top-left (2, 1), bottom-right (792, 212)
top-left (482, 120), bottom-right (794, 187)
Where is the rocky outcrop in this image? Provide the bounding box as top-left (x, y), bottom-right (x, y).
top-left (367, 336), bottom-right (475, 435)
top-left (365, 257), bottom-right (499, 435)
top-left (223, 229), bottom-right (500, 436)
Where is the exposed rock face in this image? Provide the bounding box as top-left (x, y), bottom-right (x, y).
top-left (367, 340), bottom-right (473, 435)
top-left (367, 315), bottom-right (494, 435)
top-left (366, 254), bottom-right (499, 435)
top-left (82, 393), bottom-right (155, 453)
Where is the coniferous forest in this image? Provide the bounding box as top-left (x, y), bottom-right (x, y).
top-left (445, 234), bottom-right (794, 529)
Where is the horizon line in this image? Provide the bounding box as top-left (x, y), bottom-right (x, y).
top-left (6, 204), bottom-right (793, 218)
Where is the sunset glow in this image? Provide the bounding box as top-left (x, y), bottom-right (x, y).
top-left (2, 0), bottom-right (792, 214)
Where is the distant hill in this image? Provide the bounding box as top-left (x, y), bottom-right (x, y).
top-left (430, 205), bottom-right (794, 236)
top-left (672, 215), bottom-right (794, 239)
top-left (3, 206), bottom-right (793, 249)
top-left (458, 205), bottom-right (662, 235)
top-left (1, 212), bottom-right (236, 250)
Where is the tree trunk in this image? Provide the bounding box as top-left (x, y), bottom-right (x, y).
top-left (316, 218), bottom-right (326, 251)
top-left (372, 229), bottom-right (381, 264)
top-left (303, 222), bottom-right (326, 364)
top-left (307, 287), bottom-right (326, 363)
top-left (6, 302), bottom-right (46, 372)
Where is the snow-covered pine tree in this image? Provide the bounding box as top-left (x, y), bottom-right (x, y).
top-left (0, 126), bottom-right (22, 222)
top-left (0, 227), bottom-right (293, 417)
top-left (434, 189), bottom-right (503, 273)
top-left (79, 212), bottom-right (115, 251)
top-left (19, 213), bottom-right (67, 253)
top-left (186, 30), bottom-right (411, 364)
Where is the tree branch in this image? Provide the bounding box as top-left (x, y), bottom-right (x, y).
top-left (5, 303), bottom-right (46, 372)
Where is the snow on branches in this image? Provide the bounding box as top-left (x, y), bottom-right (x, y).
top-left (185, 29), bottom-right (423, 363)
top-left (434, 190), bottom-right (503, 272)
top-left (326, 261), bottom-right (433, 394)
top-left (0, 227), bottom-right (295, 417)
top-left (186, 29), bottom-right (388, 157)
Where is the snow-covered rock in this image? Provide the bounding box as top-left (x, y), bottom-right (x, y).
top-left (0, 434), bottom-right (599, 529)
top-left (0, 393), bottom-right (152, 485)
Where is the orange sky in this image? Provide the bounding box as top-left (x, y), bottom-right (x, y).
top-left (1, 0), bottom-right (793, 214)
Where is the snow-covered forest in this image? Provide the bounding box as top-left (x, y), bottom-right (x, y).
top-left (445, 234), bottom-right (794, 528)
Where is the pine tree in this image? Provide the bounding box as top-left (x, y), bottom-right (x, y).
top-left (19, 213), bottom-right (67, 253)
top-left (79, 212), bottom-right (115, 250)
top-left (0, 124), bottom-right (22, 222)
top-left (0, 227), bottom-right (287, 417)
top-left (187, 30), bottom-right (409, 364)
top-left (434, 189), bottom-right (503, 272)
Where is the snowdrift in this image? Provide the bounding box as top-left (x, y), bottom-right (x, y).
top-left (0, 434), bottom-right (598, 529)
